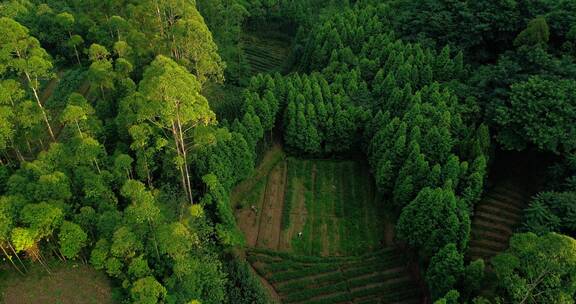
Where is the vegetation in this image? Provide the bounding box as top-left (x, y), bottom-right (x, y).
top-left (1, 0), bottom-right (576, 303)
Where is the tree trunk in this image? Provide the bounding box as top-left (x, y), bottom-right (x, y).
top-left (176, 114), bottom-right (194, 204)
top-left (171, 121), bottom-right (192, 204)
top-left (69, 31), bottom-right (81, 66)
top-left (8, 243), bottom-right (28, 272)
top-left (1, 246), bottom-right (25, 275)
top-left (24, 73), bottom-right (56, 141)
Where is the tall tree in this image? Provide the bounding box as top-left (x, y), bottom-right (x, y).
top-left (135, 55), bottom-right (216, 204)
top-left (492, 232), bottom-right (576, 304)
top-left (0, 18), bottom-right (56, 141)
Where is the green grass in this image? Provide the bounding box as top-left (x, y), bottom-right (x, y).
top-left (285, 159), bottom-right (383, 256)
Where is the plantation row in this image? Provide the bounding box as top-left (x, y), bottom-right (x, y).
top-left (248, 248), bottom-right (420, 304)
top-left (468, 183), bottom-right (529, 260)
top-left (241, 33), bottom-right (292, 75)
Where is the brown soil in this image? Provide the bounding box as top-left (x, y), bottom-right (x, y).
top-left (1, 263), bottom-right (113, 304)
top-left (237, 208), bottom-right (261, 247)
top-left (384, 220), bottom-right (395, 247)
top-left (472, 218), bottom-right (514, 234)
top-left (256, 161), bottom-right (287, 250)
top-left (232, 144), bottom-right (283, 207)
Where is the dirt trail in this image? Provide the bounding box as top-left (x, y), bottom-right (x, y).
top-left (237, 187), bottom-right (266, 247)
top-left (257, 161), bottom-right (287, 250)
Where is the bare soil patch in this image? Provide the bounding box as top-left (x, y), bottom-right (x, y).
top-left (1, 263), bottom-right (113, 304)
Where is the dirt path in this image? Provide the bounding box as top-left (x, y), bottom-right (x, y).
top-left (236, 186), bottom-right (266, 247)
top-left (256, 161), bottom-right (287, 250)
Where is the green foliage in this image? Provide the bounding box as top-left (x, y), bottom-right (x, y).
top-left (396, 187), bottom-right (469, 258)
top-left (492, 232), bottom-right (576, 304)
top-left (522, 191), bottom-right (576, 235)
top-left (426, 243), bottom-right (465, 300)
top-left (514, 17), bottom-right (550, 48)
top-left (224, 258), bottom-right (272, 304)
top-left (495, 76), bottom-right (576, 153)
top-left (130, 276), bottom-right (167, 304)
top-left (58, 221), bottom-right (87, 259)
top-left (434, 290), bottom-right (461, 304)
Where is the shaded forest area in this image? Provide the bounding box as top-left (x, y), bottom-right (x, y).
top-left (1, 0), bottom-right (576, 304)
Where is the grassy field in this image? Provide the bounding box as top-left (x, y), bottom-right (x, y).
top-left (235, 154), bottom-right (386, 256)
top-left (0, 262), bottom-right (114, 304)
top-left (248, 248), bottom-right (420, 304)
top-left (286, 159), bottom-right (385, 256)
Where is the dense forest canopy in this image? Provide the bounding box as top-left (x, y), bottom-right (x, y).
top-left (0, 0), bottom-right (576, 303)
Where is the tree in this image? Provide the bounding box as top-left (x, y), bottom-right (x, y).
top-left (496, 76), bottom-right (576, 153)
top-left (130, 276), bottom-right (167, 304)
top-left (136, 55), bottom-right (216, 204)
top-left (110, 226), bottom-right (143, 260)
top-left (0, 17), bottom-right (56, 140)
top-left (58, 221), bottom-right (88, 259)
top-left (55, 12), bottom-right (83, 65)
top-left (396, 187), bottom-right (469, 257)
top-left (426, 243), bottom-right (465, 300)
top-left (492, 232), bottom-right (576, 304)
top-left (87, 44), bottom-right (115, 98)
top-left (514, 17), bottom-right (550, 48)
top-left (463, 259), bottom-right (485, 299)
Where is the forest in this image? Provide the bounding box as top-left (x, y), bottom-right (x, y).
top-left (0, 0), bottom-right (576, 303)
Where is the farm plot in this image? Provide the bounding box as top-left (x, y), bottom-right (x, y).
top-left (235, 156), bottom-right (386, 256)
top-left (468, 181), bottom-right (531, 260)
top-left (248, 248), bottom-right (420, 304)
top-left (241, 31), bottom-right (292, 75)
top-left (287, 159), bottom-right (385, 256)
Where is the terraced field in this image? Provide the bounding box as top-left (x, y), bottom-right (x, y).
top-left (468, 181), bottom-right (531, 260)
top-left (241, 32), bottom-right (292, 75)
top-left (248, 248), bottom-right (420, 304)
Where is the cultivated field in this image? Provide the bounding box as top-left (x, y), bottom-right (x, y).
top-left (235, 154), bottom-right (387, 256)
top-left (248, 248), bottom-right (420, 304)
top-left (468, 181), bottom-right (530, 260)
top-left (241, 31), bottom-right (292, 75)
top-left (234, 147), bottom-right (415, 303)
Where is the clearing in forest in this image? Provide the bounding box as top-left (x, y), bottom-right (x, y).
top-left (234, 147), bottom-right (418, 303)
top-left (0, 262), bottom-right (114, 304)
top-left (241, 30), bottom-right (293, 76)
top-left (235, 154), bottom-right (386, 256)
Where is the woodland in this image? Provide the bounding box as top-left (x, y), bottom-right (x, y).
top-left (0, 0), bottom-right (576, 304)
